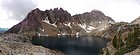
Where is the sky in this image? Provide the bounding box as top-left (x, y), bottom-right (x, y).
top-left (0, 0), bottom-right (140, 28)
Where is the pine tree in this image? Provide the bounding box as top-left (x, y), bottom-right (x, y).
top-left (113, 35), bottom-right (117, 48)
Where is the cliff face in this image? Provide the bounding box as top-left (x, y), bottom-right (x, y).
top-left (5, 8), bottom-right (115, 36)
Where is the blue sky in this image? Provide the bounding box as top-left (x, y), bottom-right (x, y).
top-left (0, 0), bottom-right (140, 28)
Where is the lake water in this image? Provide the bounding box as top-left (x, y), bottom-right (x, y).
top-left (32, 35), bottom-right (110, 55)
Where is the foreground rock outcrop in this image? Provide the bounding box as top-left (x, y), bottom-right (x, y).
top-left (0, 42), bottom-right (65, 55)
top-left (0, 34), bottom-right (65, 55)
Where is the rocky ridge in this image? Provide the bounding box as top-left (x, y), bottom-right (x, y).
top-left (5, 8), bottom-right (115, 37)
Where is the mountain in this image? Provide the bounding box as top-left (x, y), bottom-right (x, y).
top-left (0, 28), bottom-right (9, 33)
top-left (73, 10), bottom-right (115, 36)
top-left (5, 8), bottom-right (115, 36)
top-left (4, 8), bottom-right (140, 55)
top-left (131, 16), bottom-right (140, 24)
top-left (100, 22), bottom-right (140, 55)
top-left (102, 22), bottom-right (130, 39)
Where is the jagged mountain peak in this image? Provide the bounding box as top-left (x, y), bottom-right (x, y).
top-left (5, 8), bottom-right (115, 36)
top-left (73, 10), bottom-right (115, 23)
top-left (90, 10), bottom-right (104, 16)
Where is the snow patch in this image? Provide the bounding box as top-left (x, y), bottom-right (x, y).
top-left (109, 21), bottom-right (114, 24)
top-left (46, 35), bottom-right (48, 36)
top-left (39, 28), bottom-right (44, 32)
top-left (76, 32), bottom-right (79, 37)
top-left (64, 22), bottom-right (72, 28)
top-left (117, 27), bottom-right (121, 32)
top-left (42, 17), bottom-right (57, 27)
top-left (38, 33), bottom-right (41, 36)
top-left (58, 34), bottom-right (61, 36)
top-left (38, 33), bottom-right (49, 36)
top-left (99, 28), bottom-right (105, 31)
top-left (78, 23), bottom-right (87, 31)
top-left (51, 22), bottom-right (57, 27)
top-left (78, 23), bottom-right (90, 33)
top-left (104, 25), bottom-right (108, 28)
top-left (78, 23), bottom-right (96, 33)
top-left (87, 26), bottom-right (96, 30)
top-left (98, 25), bottom-right (108, 31)
top-left (68, 22), bottom-right (72, 28)
top-left (61, 32), bottom-right (66, 35)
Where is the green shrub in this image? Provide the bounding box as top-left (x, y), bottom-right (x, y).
top-left (114, 26), bottom-right (140, 55)
top-left (112, 34), bottom-right (124, 49)
top-left (114, 45), bottom-right (137, 55)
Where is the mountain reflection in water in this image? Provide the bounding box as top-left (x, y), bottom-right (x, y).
top-left (32, 36), bottom-right (110, 55)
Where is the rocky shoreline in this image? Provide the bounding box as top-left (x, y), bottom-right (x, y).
top-left (0, 34), bottom-right (65, 55)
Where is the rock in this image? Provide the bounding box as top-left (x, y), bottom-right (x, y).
top-left (5, 8), bottom-right (115, 37)
top-left (131, 16), bottom-right (140, 24)
top-left (102, 22), bottom-right (130, 39)
top-left (0, 33), bottom-right (31, 43)
top-left (0, 42), bottom-right (65, 55)
top-left (0, 34), bottom-right (65, 55)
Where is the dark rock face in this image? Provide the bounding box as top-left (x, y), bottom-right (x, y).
top-left (5, 8), bottom-right (44, 35)
top-left (5, 8), bottom-right (115, 36)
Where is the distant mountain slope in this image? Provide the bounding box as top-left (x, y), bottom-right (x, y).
top-left (5, 8), bottom-right (115, 36)
top-left (73, 10), bottom-right (115, 36)
top-left (131, 16), bottom-right (140, 24)
top-left (0, 28), bottom-right (9, 33)
top-left (101, 22), bottom-right (140, 55)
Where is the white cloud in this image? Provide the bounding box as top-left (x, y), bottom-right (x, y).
top-left (35, 0), bottom-right (140, 22)
top-left (0, 19), bottom-right (19, 28)
top-left (0, 0), bottom-right (36, 28)
top-left (100, 0), bottom-right (140, 22)
top-left (0, 8), bottom-right (19, 28)
top-left (0, 0), bottom-right (37, 20)
top-left (1, 0), bottom-right (140, 28)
